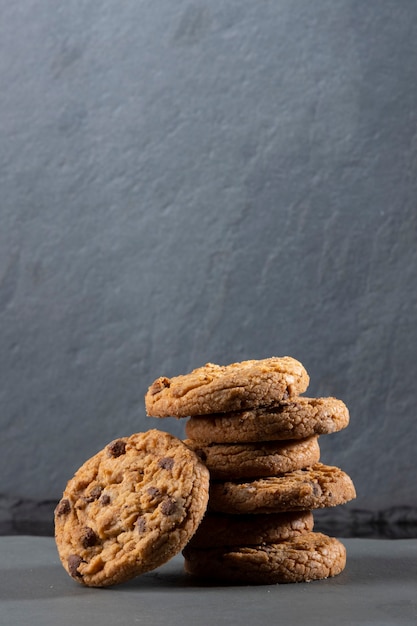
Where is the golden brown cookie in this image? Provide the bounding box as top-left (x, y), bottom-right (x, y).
top-left (145, 357), bottom-right (309, 417)
top-left (54, 429), bottom-right (209, 587)
top-left (208, 463), bottom-right (356, 514)
top-left (187, 510), bottom-right (314, 549)
top-left (183, 532), bottom-right (346, 584)
top-left (185, 436), bottom-right (320, 480)
top-left (185, 397), bottom-right (349, 443)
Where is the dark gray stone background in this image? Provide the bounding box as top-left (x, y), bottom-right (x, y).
top-left (1, 1), bottom-right (416, 535)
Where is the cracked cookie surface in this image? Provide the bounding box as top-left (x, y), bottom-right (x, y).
top-left (185, 397), bottom-right (349, 443)
top-left (54, 429), bottom-right (209, 587)
top-left (208, 463), bottom-right (356, 514)
top-left (145, 357), bottom-right (309, 417)
top-left (183, 532), bottom-right (346, 584)
top-left (185, 436), bottom-right (320, 479)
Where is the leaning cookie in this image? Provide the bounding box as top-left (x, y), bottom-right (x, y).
top-left (185, 436), bottom-right (320, 480)
top-left (187, 510), bottom-right (314, 549)
top-left (183, 532), bottom-right (346, 584)
top-left (208, 463), bottom-right (356, 514)
top-left (54, 430), bottom-right (209, 587)
top-left (145, 357), bottom-right (309, 417)
top-left (185, 397), bottom-right (349, 443)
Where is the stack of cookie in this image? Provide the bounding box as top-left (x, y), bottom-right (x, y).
top-left (145, 356), bottom-right (356, 584)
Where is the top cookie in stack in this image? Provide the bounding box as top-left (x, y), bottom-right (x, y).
top-left (145, 356), bottom-right (356, 584)
top-left (145, 357), bottom-right (309, 417)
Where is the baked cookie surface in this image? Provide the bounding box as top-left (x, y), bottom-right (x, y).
top-left (208, 463), bottom-right (356, 514)
top-left (185, 436), bottom-right (320, 480)
top-left (183, 532), bottom-right (346, 584)
top-left (187, 510), bottom-right (314, 549)
top-left (54, 429), bottom-right (209, 587)
top-left (185, 397), bottom-right (349, 443)
top-left (145, 357), bottom-right (309, 417)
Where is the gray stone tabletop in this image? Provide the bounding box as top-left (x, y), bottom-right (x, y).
top-left (0, 536), bottom-right (416, 626)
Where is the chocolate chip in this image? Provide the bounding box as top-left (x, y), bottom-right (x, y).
top-left (136, 516), bottom-right (146, 533)
top-left (150, 377), bottom-right (171, 395)
top-left (147, 486), bottom-right (160, 497)
top-left (160, 497), bottom-right (177, 516)
top-left (158, 457), bottom-right (174, 470)
top-left (107, 439), bottom-right (126, 457)
top-left (68, 554), bottom-right (84, 578)
top-left (55, 498), bottom-right (71, 516)
top-left (84, 485), bottom-right (102, 503)
top-left (99, 493), bottom-right (111, 505)
top-left (81, 527), bottom-right (98, 548)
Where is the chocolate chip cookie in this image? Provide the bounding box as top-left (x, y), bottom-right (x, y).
top-left (208, 463), bottom-right (356, 514)
top-left (183, 532), bottom-right (346, 584)
top-left (145, 357), bottom-right (309, 417)
top-left (54, 429), bottom-right (210, 587)
top-left (187, 510), bottom-right (314, 549)
top-left (185, 397), bottom-right (349, 443)
top-left (185, 436), bottom-right (320, 480)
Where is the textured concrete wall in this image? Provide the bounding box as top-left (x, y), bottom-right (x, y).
top-left (1, 1), bottom-right (416, 534)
